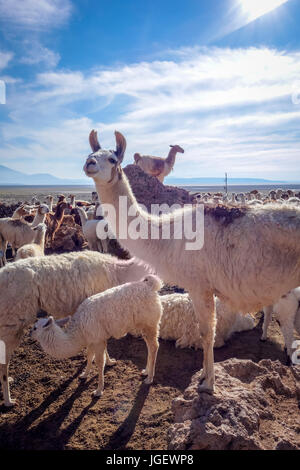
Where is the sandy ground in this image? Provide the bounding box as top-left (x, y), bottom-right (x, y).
top-left (0, 311), bottom-right (297, 450)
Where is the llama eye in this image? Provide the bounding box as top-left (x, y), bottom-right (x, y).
top-left (108, 158), bottom-right (116, 165)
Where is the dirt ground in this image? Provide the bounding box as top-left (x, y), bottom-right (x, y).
top-left (0, 311), bottom-right (297, 450)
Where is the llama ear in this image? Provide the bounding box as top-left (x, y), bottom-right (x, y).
top-left (55, 316), bottom-right (70, 327)
top-left (89, 130), bottom-right (101, 152)
top-left (43, 316), bottom-right (54, 328)
top-left (115, 131), bottom-right (126, 163)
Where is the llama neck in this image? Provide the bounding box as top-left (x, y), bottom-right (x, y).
top-left (39, 324), bottom-right (84, 360)
top-left (34, 229), bottom-right (45, 248)
top-left (94, 171), bottom-right (173, 270)
top-left (32, 212), bottom-right (46, 228)
top-left (55, 204), bottom-right (65, 221)
top-left (11, 208), bottom-right (22, 219)
top-left (165, 147), bottom-right (178, 168)
top-left (77, 207), bottom-right (87, 226)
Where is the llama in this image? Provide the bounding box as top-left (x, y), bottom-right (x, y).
top-left (15, 223), bottom-right (47, 260)
top-left (83, 129), bottom-right (300, 394)
top-left (0, 250), bottom-right (152, 406)
top-left (159, 294), bottom-right (255, 349)
top-left (31, 275), bottom-right (163, 397)
top-left (0, 218), bottom-right (37, 266)
top-left (261, 287), bottom-right (300, 361)
top-left (76, 206), bottom-right (110, 252)
top-left (45, 201), bottom-right (70, 243)
top-left (133, 145), bottom-right (184, 183)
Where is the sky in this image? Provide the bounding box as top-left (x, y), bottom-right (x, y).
top-left (0, 0), bottom-right (299, 182)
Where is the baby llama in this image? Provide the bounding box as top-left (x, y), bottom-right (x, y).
top-left (15, 223), bottom-right (46, 260)
top-left (31, 275), bottom-right (162, 397)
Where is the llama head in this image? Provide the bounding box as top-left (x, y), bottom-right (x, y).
top-left (38, 204), bottom-right (50, 215)
top-left (142, 274), bottom-right (163, 292)
top-left (170, 144), bottom-right (184, 154)
top-left (31, 315), bottom-right (70, 340)
top-left (31, 316), bottom-right (55, 340)
top-left (84, 130), bottom-right (127, 185)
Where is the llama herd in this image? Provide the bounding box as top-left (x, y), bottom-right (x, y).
top-left (0, 128), bottom-right (300, 411)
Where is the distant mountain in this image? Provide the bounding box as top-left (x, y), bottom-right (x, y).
top-left (166, 176), bottom-right (289, 185)
top-left (0, 165), bottom-right (91, 186)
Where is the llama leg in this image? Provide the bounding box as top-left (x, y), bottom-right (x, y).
top-left (105, 347), bottom-right (116, 366)
top-left (0, 336), bottom-right (20, 407)
top-left (141, 328), bottom-right (159, 384)
top-left (79, 345), bottom-right (94, 380)
top-left (261, 305), bottom-right (272, 341)
top-left (191, 293), bottom-right (216, 393)
top-left (277, 311), bottom-right (296, 362)
top-left (92, 342), bottom-right (105, 397)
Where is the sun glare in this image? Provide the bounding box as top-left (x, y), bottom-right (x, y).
top-left (240, 0), bottom-right (289, 22)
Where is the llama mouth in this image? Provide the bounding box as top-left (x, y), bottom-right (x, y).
top-left (84, 165), bottom-right (99, 176)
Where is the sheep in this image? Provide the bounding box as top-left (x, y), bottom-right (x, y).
top-left (15, 223), bottom-right (46, 260)
top-left (262, 287), bottom-right (300, 362)
top-left (0, 250), bottom-right (153, 406)
top-left (159, 293), bottom-right (255, 349)
top-left (31, 275), bottom-right (163, 397)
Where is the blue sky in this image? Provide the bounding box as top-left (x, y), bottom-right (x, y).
top-left (0, 0), bottom-right (299, 181)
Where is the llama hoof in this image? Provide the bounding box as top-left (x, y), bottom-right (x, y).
top-left (286, 356), bottom-right (292, 366)
top-left (141, 369), bottom-right (148, 376)
top-left (198, 375), bottom-right (214, 394)
top-left (5, 399), bottom-right (17, 407)
top-left (260, 337), bottom-right (267, 342)
top-left (144, 376), bottom-right (153, 385)
top-left (92, 389), bottom-right (103, 398)
top-left (198, 382), bottom-right (214, 394)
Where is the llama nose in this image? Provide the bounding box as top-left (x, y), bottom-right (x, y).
top-left (87, 157), bottom-right (97, 167)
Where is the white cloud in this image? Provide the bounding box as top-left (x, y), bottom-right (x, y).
top-left (1, 46), bottom-right (300, 180)
top-left (0, 0), bottom-right (72, 30)
top-left (0, 51), bottom-right (13, 71)
top-left (20, 41), bottom-right (60, 68)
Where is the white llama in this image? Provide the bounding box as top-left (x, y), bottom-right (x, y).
top-left (31, 275), bottom-right (163, 397)
top-left (83, 129), bottom-right (300, 394)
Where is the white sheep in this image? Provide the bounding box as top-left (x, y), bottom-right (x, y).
top-left (0, 250), bottom-right (152, 406)
top-left (262, 287), bottom-right (300, 361)
top-left (31, 275), bottom-right (163, 397)
top-left (159, 294), bottom-right (255, 349)
top-left (15, 223), bottom-right (47, 260)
